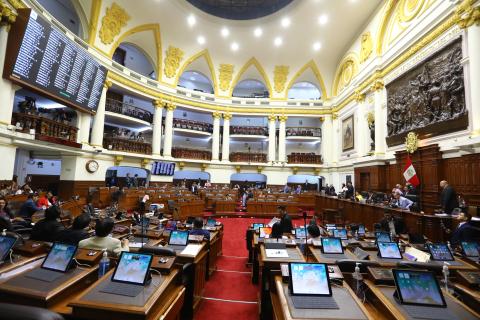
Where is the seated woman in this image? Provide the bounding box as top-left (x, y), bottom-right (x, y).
top-left (30, 206), bottom-right (65, 242)
top-left (306, 225), bottom-right (322, 244)
top-left (189, 217), bottom-right (210, 241)
top-left (79, 218), bottom-right (129, 256)
top-left (56, 213), bottom-right (91, 245)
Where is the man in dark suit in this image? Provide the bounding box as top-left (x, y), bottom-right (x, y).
top-left (379, 210), bottom-right (407, 236)
top-left (345, 182), bottom-right (355, 200)
top-left (450, 212), bottom-right (480, 246)
top-left (440, 180), bottom-right (459, 214)
top-left (278, 205), bottom-right (293, 234)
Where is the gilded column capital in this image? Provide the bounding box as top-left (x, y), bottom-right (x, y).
top-left (332, 113), bottom-right (338, 120)
top-left (212, 111), bottom-right (221, 119)
top-left (165, 103), bottom-right (176, 112)
top-left (319, 117), bottom-right (325, 122)
top-left (354, 89), bottom-right (366, 103)
top-left (371, 79), bottom-right (384, 92)
top-left (455, 0), bottom-right (480, 29)
top-left (152, 99), bottom-right (163, 108)
top-left (0, 2), bottom-right (17, 28)
top-left (103, 80), bottom-right (112, 89)
top-left (278, 115), bottom-right (288, 123)
top-left (267, 115), bottom-right (277, 122)
top-left (223, 113), bottom-right (232, 120)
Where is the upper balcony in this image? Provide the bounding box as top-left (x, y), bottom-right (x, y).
top-left (105, 98), bottom-right (153, 128)
top-left (286, 126), bottom-right (322, 142)
top-left (230, 126), bottom-right (268, 141)
top-left (173, 118), bottom-right (213, 138)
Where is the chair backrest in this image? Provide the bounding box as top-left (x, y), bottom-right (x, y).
top-left (0, 303), bottom-right (64, 320)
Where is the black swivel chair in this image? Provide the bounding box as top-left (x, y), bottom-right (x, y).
top-left (0, 303), bottom-right (64, 320)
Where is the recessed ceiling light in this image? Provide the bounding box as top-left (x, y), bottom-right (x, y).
top-left (318, 14), bottom-right (328, 25)
top-left (274, 37), bottom-right (283, 46)
top-left (187, 15), bottom-right (196, 27)
top-left (281, 17), bottom-right (291, 28)
top-left (313, 42), bottom-right (322, 51)
top-left (197, 36), bottom-right (205, 44)
top-left (221, 27), bottom-right (229, 37)
top-left (230, 42), bottom-right (239, 51)
top-left (254, 27), bottom-right (263, 37)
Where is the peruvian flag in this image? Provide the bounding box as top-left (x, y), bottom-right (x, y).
top-left (403, 154), bottom-right (420, 187)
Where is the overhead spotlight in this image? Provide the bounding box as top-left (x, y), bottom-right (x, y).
top-left (221, 27), bottom-right (229, 37)
top-left (318, 14), bottom-right (328, 25)
top-left (281, 17), bottom-right (291, 28)
top-left (313, 42), bottom-right (322, 51)
top-left (274, 37), bottom-right (283, 46)
top-left (187, 14), bottom-right (196, 27)
top-left (253, 27), bottom-right (263, 37)
top-left (197, 35), bottom-right (205, 44)
top-left (230, 42), bottom-right (239, 51)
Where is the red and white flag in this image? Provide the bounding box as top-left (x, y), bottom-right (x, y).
top-left (403, 154), bottom-right (420, 187)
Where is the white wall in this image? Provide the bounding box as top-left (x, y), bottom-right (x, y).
top-left (119, 43), bottom-right (156, 79)
top-left (231, 173), bottom-right (267, 182)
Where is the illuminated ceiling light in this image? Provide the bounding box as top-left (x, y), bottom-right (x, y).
top-left (274, 37), bottom-right (283, 46)
top-left (230, 42), bottom-right (239, 51)
top-left (221, 27), bottom-right (229, 37)
top-left (318, 14), bottom-right (328, 25)
top-left (313, 42), bottom-right (322, 51)
top-left (254, 27), bottom-right (263, 37)
top-left (281, 17), bottom-right (291, 28)
top-left (187, 14), bottom-right (196, 27)
top-left (197, 35), bottom-right (205, 44)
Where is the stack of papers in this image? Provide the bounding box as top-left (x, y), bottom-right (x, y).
top-left (181, 244), bottom-right (202, 256)
top-left (129, 242), bottom-right (147, 248)
top-left (265, 249), bottom-right (289, 258)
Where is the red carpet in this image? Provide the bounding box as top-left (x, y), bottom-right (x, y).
top-left (216, 256), bottom-right (250, 272)
top-left (194, 299), bottom-right (258, 320)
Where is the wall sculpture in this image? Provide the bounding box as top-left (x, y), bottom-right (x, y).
top-left (386, 39), bottom-right (467, 146)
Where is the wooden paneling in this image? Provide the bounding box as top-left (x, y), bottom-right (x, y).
top-left (57, 180), bottom-right (105, 200)
top-left (443, 153), bottom-right (480, 206)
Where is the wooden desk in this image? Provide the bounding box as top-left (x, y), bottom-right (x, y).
top-left (309, 246), bottom-right (360, 264)
top-left (270, 275), bottom-right (374, 320)
top-left (70, 268), bottom-right (184, 320)
top-left (0, 253), bottom-right (46, 275)
top-left (452, 283), bottom-right (480, 312)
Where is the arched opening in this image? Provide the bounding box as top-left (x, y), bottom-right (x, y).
top-left (232, 79), bottom-right (269, 98)
top-left (173, 170), bottom-right (211, 187)
top-left (230, 173), bottom-right (267, 189)
top-left (105, 166), bottom-right (149, 188)
top-left (287, 82), bottom-right (321, 100)
top-left (113, 43), bottom-right (157, 79)
top-left (178, 70), bottom-right (214, 94)
top-left (37, 0), bottom-right (86, 39)
top-left (287, 174), bottom-right (321, 191)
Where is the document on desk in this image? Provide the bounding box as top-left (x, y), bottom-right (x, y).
top-left (266, 249), bottom-right (289, 258)
top-left (129, 242), bottom-right (147, 248)
top-left (181, 244), bottom-right (202, 256)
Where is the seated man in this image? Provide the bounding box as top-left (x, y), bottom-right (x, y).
top-left (189, 217), bottom-right (210, 241)
top-left (18, 193), bottom-right (43, 219)
top-left (450, 212), bottom-right (480, 246)
top-left (79, 218), bottom-right (129, 256)
top-left (56, 213), bottom-right (91, 245)
top-left (392, 190), bottom-right (413, 210)
top-left (30, 206), bottom-right (65, 242)
top-left (379, 210), bottom-right (407, 236)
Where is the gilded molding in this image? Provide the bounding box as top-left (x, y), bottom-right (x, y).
top-left (257, 166), bottom-right (263, 173)
top-left (114, 155), bottom-right (123, 166)
top-left (164, 46), bottom-right (184, 79)
top-left (223, 113), bottom-right (233, 120)
top-left (212, 111), bottom-right (221, 119)
top-left (284, 60), bottom-right (328, 99)
top-left (273, 65), bottom-right (289, 93)
top-left (88, 0), bottom-right (102, 45)
top-left (0, 1), bottom-right (16, 28)
top-left (371, 79), bottom-right (384, 92)
top-left (218, 64), bottom-right (234, 91)
top-left (165, 103), bottom-right (176, 111)
top-left (103, 80), bottom-right (112, 89)
top-left (6, 0), bottom-right (24, 9)
top-left (332, 53), bottom-right (359, 96)
top-left (278, 115), bottom-right (288, 122)
top-left (268, 115), bottom-right (277, 122)
top-left (174, 49), bottom-right (217, 94)
top-left (229, 57), bottom-right (272, 97)
top-left (99, 2), bottom-right (130, 45)
top-left (152, 99), bottom-right (162, 108)
top-left (455, 0), bottom-right (480, 28)
top-left (332, 113), bottom-right (338, 120)
top-left (360, 32), bottom-right (373, 63)
top-left (141, 158), bottom-right (150, 168)
top-left (354, 90), bottom-right (366, 103)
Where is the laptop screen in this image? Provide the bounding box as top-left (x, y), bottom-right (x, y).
top-left (375, 231), bottom-right (392, 243)
top-left (321, 237), bottom-right (343, 254)
top-left (393, 269), bottom-right (447, 307)
top-left (253, 223), bottom-right (264, 231)
top-left (0, 235), bottom-right (16, 261)
top-left (461, 242), bottom-right (479, 257)
top-left (289, 263), bottom-right (332, 296)
top-left (358, 224), bottom-right (365, 235)
top-left (378, 242), bottom-right (402, 259)
top-left (111, 252), bottom-right (153, 285)
top-left (259, 227), bottom-right (272, 238)
top-left (295, 227), bottom-right (307, 239)
top-left (428, 243), bottom-right (454, 261)
top-left (333, 229), bottom-right (348, 240)
top-left (169, 230), bottom-right (189, 246)
top-left (41, 243), bottom-right (77, 272)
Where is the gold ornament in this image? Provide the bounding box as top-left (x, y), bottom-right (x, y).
top-left (235, 165), bottom-right (241, 173)
top-left (273, 65), bottom-right (289, 93)
top-left (114, 155), bottom-right (123, 166)
top-left (164, 46), bottom-right (184, 78)
top-left (201, 163), bottom-right (207, 172)
top-left (366, 111), bottom-right (375, 126)
top-left (257, 166), bottom-right (263, 173)
top-left (371, 79), bottom-right (384, 92)
top-left (212, 111), bottom-right (221, 119)
top-left (360, 32), bottom-right (373, 63)
top-left (103, 80), bottom-right (112, 89)
top-left (178, 162), bottom-right (185, 170)
top-left (268, 114), bottom-right (277, 122)
top-left (218, 64), bottom-right (234, 91)
top-left (455, 0), bottom-right (480, 29)
top-left (223, 113), bottom-right (233, 120)
top-left (292, 167), bottom-right (299, 175)
top-left (165, 103), bottom-right (176, 111)
top-left (99, 3), bottom-right (130, 45)
top-left (0, 2), bottom-right (17, 27)
top-left (278, 115), bottom-right (288, 123)
top-left (405, 131), bottom-right (419, 153)
top-left (354, 90), bottom-right (366, 103)
top-left (141, 158), bottom-right (150, 168)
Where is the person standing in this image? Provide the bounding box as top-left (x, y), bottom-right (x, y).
top-left (440, 180), bottom-right (459, 214)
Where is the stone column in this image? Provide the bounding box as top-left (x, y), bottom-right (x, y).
top-left (268, 115), bottom-right (277, 163)
top-left (372, 80), bottom-right (386, 155)
top-left (0, 6), bottom-right (17, 126)
top-left (152, 100), bottom-right (163, 156)
top-left (211, 112), bottom-right (221, 161)
top-left (162, 103), bottom-right (176, 157)
top-left (221, 113), bottom-right (232, 161)
top-left (76, 111), bottom-right (91, 145)
top-left (321, 115), bottom-right (333, 165)
top-left (90, 80), bottom-right (112, 147)
top-left (278, 115), bottom-right (287, 162)
top-left (354, 91), bottom-right (368, 156)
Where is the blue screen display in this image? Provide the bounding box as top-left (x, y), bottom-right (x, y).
top-left (113, 252), bottom-right (152, 284)
top-left (43, 243), bottom-right (76, 272)
top-left (322, 238), bottom-right (343, 254)
top-left (169, 230), bottom-right (189, 246)
top-left (395, 270), bottom-right (445, 306)
top-left (291, 263), bottom-right (330, 295)
top-left (461, 242), bottom-right (479, 257)
top-left (378, 242), bottom-right (402, 259)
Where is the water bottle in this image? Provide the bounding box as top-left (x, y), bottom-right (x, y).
top-left (2, 229), bottom-right (6, 236)
top-left (98, 249), bottom-right (109, 277)
top-left (442, 262), bottom-right (450, 293)
top-left (353, 262), bottom-right (363, 297)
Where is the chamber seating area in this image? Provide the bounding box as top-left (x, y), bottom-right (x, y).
top-left (230, 126), bottom-right (268, 136)
top-left (173, 118), bottom-right (213, 133)
top-left (172, 147), bottom-right (212, 160)
top-left (229, 152), bottom-right (267, 163)
top-left (287, 152), bottom-right (322, 164)
top-left (105, 98), bottom-right (153, 123)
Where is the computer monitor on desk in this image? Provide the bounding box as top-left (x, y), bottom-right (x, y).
top-left (427, 243), bottom-right (454, 261)
top-left (252, 223), bottom-right (264, 232)
top-left (169, 230), bottom-right (189, 246)
top-left (392, 269), bottom-right (446, 308)
top-left (321, 237), bottom-right (344, 254)
top-left (377, 242), bottom-right (402, 259)
top-left (295, 227), bottom-right (307, 239)
top-left (259, 227), bottom-right (272, 239)
top-left (25, 242), bottom-right (78, 282)
top-left (333, 229), bottom-right (348, 240)
top-left (375, 231), bottom-right (392, 243)
top-left (461, 242), bottom-right (479, 258)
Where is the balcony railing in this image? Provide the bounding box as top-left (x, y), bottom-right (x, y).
top-left (287, 153), bottom-right (322, 164)
top-left (105, 98), bottom-right (153, 123)
top-left (173, 118), bottom-right (213, 133)
top-left (230, 152), bottom-right (267, 163)
top-left (286, 127), bottom-right (322, 137)
top-left (103, 136), bottom-right (152, 154)
top-left (230, 126), bottom-right (268, 136)
top-left (11, 112), bottom-right (80, 148)
top-left (172, 148), bottom-right (211, 160)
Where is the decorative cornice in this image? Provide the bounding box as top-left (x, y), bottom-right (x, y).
top-left (164, 46), bottom-right (184, 79)
top-left (371, 79), bottom-right (384, 92)
top-left (99, 2), bottom-right (130, 45)
top-left (6, 0), bottom-right (24, 9)
top-left (88, 0), bottom-right (102, 45)
top-left (354, 90), bottom-right (366, 103)
top-left (0, 2), bottom-right (17, 29)
top-left (103, 80), bottom-right (112, 89)
top-left (359, 32), bottom-right (373, 63)
top-left (455, 0), bottom-right (480, 29)
top-left (332, 113), bottom-right (338, 120)
top-left (152, 99), bottom-right (163, 108)
top-left (212, 111), bottom-right (221, 119)
top-left (165, 103), bottom-right (176, 111)
top-left (278, 115), bottom-right (288, 122)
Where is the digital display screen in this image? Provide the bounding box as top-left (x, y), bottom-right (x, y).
top-left (5, 9), bottom-right (106, 112)
top-left (375, 231), bottom-right (392, 243)
top-left (461, 242), bottom-right (479, 257)
top-left (42, 243), bottom-right (77, 272)
top-left (169, 230), bottom-right (189, 246)
top-left (112, 252), bottom-right (152, 285)
top-left (321, 237), bottom-right (343, 254)
top-left (290, 263), bottom-right (331, 296)
top-left (259, 227), bottom-right (272, 238)
top-left (378, 242), bottom-right (402, 259)
top-left (207, 218), bottom-right (216, 227)
top-left (295, 227), bottom-right (307, 238)
top-left (393, 270), bottom-right (446, 307)
top-left (333, 228), bottom-right (348, 240)
top-left (358, 224), bottom-right (365, 235)
top-left (0, 235), bottom-right (16, 261)
top-left (151, 161), bottom-right (175, 176)
top-left (325, 224), bottom-right (336, 231)
top-left (253, 223), bottom-right (264, 231)
top-left (428, 243), bottom-right (454, 261)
